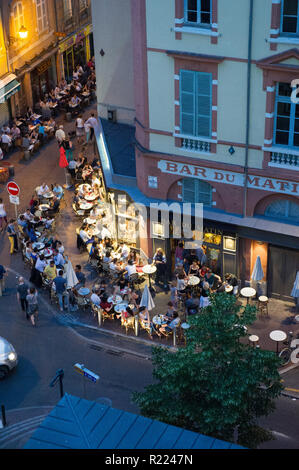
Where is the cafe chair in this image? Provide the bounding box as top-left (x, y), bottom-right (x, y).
top-left (77, 295), bottom-right (90, 310)
top-left (129, 273), bottom-right (139, 290)
top-left (121, 314), bottom-right (136, 335)
top-left (160, 322), bottom-right (180, 343)
top-left (98, 307), bottom-right (115, 326)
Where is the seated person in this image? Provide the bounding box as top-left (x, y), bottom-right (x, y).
top-left (165, 301), bottom-right (175, 320)
top-left (25, 241), bottom-right (33, 261)
top-left (44, 216), bottom-right (55, 229)
top-left (37, 182), bottom-right (49, 197)
top-left (53, 250), bottom-right (65, 269)
top-left (26, 222), bottom-right (37, 242)
top-left (159, 312), bottom-right (180, 337)
top-left (102, 249), bottom-right (112, 264)
top-left (185, 293), bottom-right (200, 315)
top-left (52, 183), bottom-right (64, 200)
top-left (125, 260), bottom-right (137, 279)
top-left (109, 258), bottom-right (122, 273)
top-left (46, 196), bottom-right (60, 216)
top-left (44, 260), bottom-right (57, 282)
top-left (79, 223), bottom-right (93, 244)
top-left (56, 241), bottom-right (65, 254)
top-left (204, 269), bottom-right (221, 291)
top-left (75, 265), bottom-right (86, 288)
top-left (18, 214), bottom-right (28, 230)
top-left (100, 294), bottom-right (113, 314)
top-left (90, 287), bottom-right (101, 308)
top-left (177, 273), bottom-right (187, 294)
top-left (82, 164), bottom-right (93, 181)
top-left (117, 242), bottom-right (130, 260)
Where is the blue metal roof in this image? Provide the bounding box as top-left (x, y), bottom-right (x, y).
top-left (24, 394), bottom-right (244, 449)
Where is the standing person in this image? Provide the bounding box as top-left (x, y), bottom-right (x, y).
top-left (17, 277), bottom-right (29, 319)
top-left (85, 113), bottom-right (99, 142)
top-left (76, 114), bottom-right (85, 145)
top-left (26, 287), bottom-right (39, 326)
top-left (0, 264), bottom-right (6, 296)
top-left (0, 198), bottom-right (7, 232)
top-left (62, 134), bottom-right (74, 162)
top-left (55, 125), bottom-right (66, 147)
top-left (7, 219), bottom-right (18, 254)
top-left (53, 270), bottom-right (68, 312)
top-left (84, 119), bottom-right (91, 144)
top-left (153, 248), bottom-right (167, 287)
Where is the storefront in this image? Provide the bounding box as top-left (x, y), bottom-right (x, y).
top-left (0, 73), bottom-right (21, 125)
top-left (31, 56), bottom-right (57, 103)
top-left (58, 24), bottom-right (93, 82)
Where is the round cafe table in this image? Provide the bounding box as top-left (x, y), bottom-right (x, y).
top-left (32, 242), bottom-right (45, 251)
top-left (187, 276), bottom-right (200, 287)
top-left (78, 184), bottom-right (91, 191)
top-left (114, 302), bottom-right (129, 314)
top-left (269, 330), bottom-right (287, 355)
top-left (225, 285), bottom-right (233, 294)
top-left (43, 248), bottom-right (53, 258)
top-left (85, 217), bottom-right (97, 225)
top-left (85, 194), bottom-right (97, 202)
top-left (43, 192), bottom-right (54, 199)
top-left (39, 204), bottom-right (50, 212)
top-left (79, 202), bottom-right (93, 211)
top-left (142, 265), bottom-right (157, 291)
top-left (240, 287), bottom-right (256, 304)
top-left (152, 315), bottom-right (166, 326)
top-left (78, 287), bottom-right (90, 297)
top-left (108, 295), bottom-right (123, 305)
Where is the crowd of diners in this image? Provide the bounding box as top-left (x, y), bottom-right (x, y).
top-left (0, 60), bottom-right (96, 160)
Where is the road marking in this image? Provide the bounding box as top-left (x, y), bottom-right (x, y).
top-left (284, 387), bottom-right (299, 393)
top-left (272, 431), bottom-right (291, 439)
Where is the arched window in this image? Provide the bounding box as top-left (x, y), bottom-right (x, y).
top-left (182, 178), bottom-right (213, 206)
top-left (265, 199), bottom-right (299, 223)
top-left (12, 2), bottom-right (24, 37)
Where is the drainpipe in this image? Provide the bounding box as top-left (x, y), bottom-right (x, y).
top-left (243, 0), bottom-right (254, 218)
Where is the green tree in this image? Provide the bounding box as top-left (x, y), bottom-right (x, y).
top-left (133, 293), bottom-right (283, 448)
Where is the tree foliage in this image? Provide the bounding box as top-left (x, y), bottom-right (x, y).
top-left (133, 293), bottom-right (283, 448)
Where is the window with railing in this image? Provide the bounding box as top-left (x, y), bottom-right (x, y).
top-left (274, 82), bottom-right (299, 148)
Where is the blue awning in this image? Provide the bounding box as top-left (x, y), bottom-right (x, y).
top-left (0, 74), bottom-right (20, 102)
top-left (24, 393), bottom-right (245, 449)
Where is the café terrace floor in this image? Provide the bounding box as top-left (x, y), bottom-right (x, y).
top-left (40, 184), bottom-right (299, 356)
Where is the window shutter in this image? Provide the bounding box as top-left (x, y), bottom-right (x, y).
top-left (183, 177), bottom-right (196, 203)
top-left (197, 73), bottom-right (212, 138)
top-left (180, 70), bottom-right (195, 136)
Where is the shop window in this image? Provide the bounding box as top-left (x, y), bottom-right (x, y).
top-left (274, 82), bottom-right (299, 148)
top-left (265, 199), bottom-right (299, 222)
top-left (180, 70), bottom-right (212, 138)
top-left (36, 0), bottom-right (48, 32)
top-left (184, 0), bottom-right (212, 27)
top-left (281, 0), bottom-right (299, 36)
top-left (182, 178), bottom-right (213, 206)
top-left (12, 2), bottom-right (24, 37)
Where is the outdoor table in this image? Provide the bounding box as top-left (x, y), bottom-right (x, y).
top-left (187, 276), bottom-right (200, 286)
top-left (108, 295), bottom-right (123, 305)
top-left (43, 248), bottom-right (53, 258)
top-left (78, 287), bottom-right (90, 297)
top-left (142, 264), bottom-right (157, 291)
top-left (295, 315), bottom-right (299, 323)
top-left (82, 92), bottom-right (90, 97)
top-left (31, 114), bottom-right (41, 120)
top-left (269, 330), bottom-right (287, 355)
top-left (249, 334), bottom-right (259, 343)
top-left (39, 204), bottom-right (50, 212)
top-left (32, 242), bottom-right (45, 251)
top-left (181, 322), bottom-right (190, 330)
top-left (225, 285), bottom-right (233, 293)
top-left (85, 217), bottom-right (97, 225)
top-left (78, 184), bottom-right (91, 191)
top-left (114, 302), bottom-right (129, 314)
top-left (84, 194), bottom-right (97, 201)
top-left (111, 252), bottom-right (121, 260)
top-left (152, 315), bottom-right (166, 326)
top-left (240, 287), bottom-right (256, 304)
top-left (79, 202), bottom-right (93, 210)
top-left (43, 192), bottom-right (54, 199)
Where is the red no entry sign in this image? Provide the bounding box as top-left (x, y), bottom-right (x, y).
top-left (7, 181), bottom-right (20, 197)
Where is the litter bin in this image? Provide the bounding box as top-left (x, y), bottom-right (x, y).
top-left (8, 165), bottom-right (14, 177)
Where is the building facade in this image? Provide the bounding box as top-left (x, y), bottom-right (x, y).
top-left (0, 0), bottom-right (58, 118)
top-left (93, 0), bottom-right (299, 300)
top-left (55, 0), bottom-right (93, 83)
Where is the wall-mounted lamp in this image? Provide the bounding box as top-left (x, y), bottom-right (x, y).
top-left (10, 25), bottom-right (28, 44)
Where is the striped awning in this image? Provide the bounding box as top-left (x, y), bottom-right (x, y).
top-left (0, 74), bottom-right (20, 102)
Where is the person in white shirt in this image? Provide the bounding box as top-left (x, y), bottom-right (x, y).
top-left (54, 86), bottom-right (61, 98)
top-left (57, 241), bottom-right (65, 254)
top-left (1, 133), bottom-right (12, 146)
top-left (125, 260), bottom-right (137, 278)
top-left (0, 147), bottom-right (3, 160)
top-left (35, 255), bottom-right (47, 273)
top-left (11, 125), bottom-right (21, 141)
top-left (91, 287), bottom-right (101, 307)
top-left (85, 113), bottom-right (99, 141)
top-left (76, 114), bottom-right (85, 145)
top-left (101, 225), bottom-right (111, 240)
top-left (73, 71), bottom-right (79, 80)
top-left (38, 183), bottom-right (49, 196)
top-left (2, 125), bottom-right (10, 134)
top-left (53, 250), bottom-right (65, 268)
top-left (120, 243), bottom-right (130, 260)
top-left (24, 209), bottom-right (34, 222)
top-left (91, 174), bottom-right (101, 187)
top-left (109, 258), bottom-right (120, 272)
top-left (55, 125), bottom-right (66, 146)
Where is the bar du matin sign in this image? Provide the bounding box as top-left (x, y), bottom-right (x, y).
top-left (157, 160), bottom-right (299, 196)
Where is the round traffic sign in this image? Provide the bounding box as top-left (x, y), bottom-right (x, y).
top-left (7, 181), bottom-right (20, 197)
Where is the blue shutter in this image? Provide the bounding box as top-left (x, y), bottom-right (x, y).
top-left (180, 70), bottom-right (196, 136)
top-left (196, 73), bottom-right (212, 138)
top-left (183, 178), bottom-right (212, 206)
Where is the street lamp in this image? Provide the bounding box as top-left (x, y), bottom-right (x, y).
top-left (18, 26), bottom-right (28, 40)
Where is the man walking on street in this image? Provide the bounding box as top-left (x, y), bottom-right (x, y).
top-left (0, 264), bottom-right (6, 296)
top-left (55, 125), bottom-right (66, 147)
top-left (85, 113), bottom-right (99, 142)
top-left (17, 277), bottom-right (29, 319)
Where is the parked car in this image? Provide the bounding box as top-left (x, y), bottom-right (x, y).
top-left (0, 336), bottom-right (18, 379)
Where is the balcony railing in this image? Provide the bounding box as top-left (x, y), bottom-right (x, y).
top-left (270, 151), bottom-right (299, 168)
top-left (181, 138), bottom-right (211, 153)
